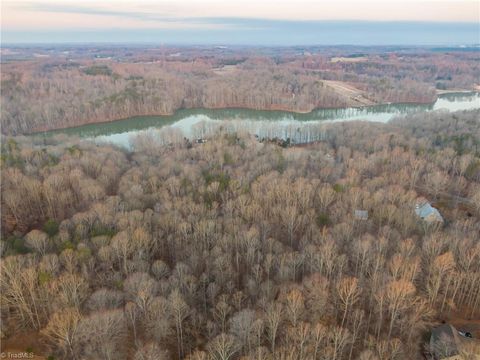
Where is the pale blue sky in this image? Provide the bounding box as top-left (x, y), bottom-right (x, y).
top-left (2, 1), bottom-right (479, 45)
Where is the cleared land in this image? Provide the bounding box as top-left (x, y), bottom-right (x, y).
top-left (323, 80), bottom-right (376, 106)
top-left (212, 64), bottom-right (239, 76)
top-left (330, 56), bottom-right (368, 63)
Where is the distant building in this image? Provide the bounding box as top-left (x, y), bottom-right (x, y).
top-left (354, 210), bottom-right (368, 220)
top-left (429, 324), bottom-right (479, 360)
top-left (415, 198), bottom-right (444, 224)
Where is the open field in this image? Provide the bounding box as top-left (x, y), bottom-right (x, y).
top-left (322, 80), bottom-right (376, 106)
top-left (330, 56), bottom-right (368, 63)
top-left (212, 64), bottom-right (239, 76)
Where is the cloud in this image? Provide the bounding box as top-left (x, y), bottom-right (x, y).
top-left (8, 0), bottom-right (480, 24)
top-left (0, 2), bottom-right (236, 32)
top-left (4, 1), bottom-right (265, 31)
top-left (3, 20), bottom-right (479, 45)
top-left (12, 1), bottom-right (201, 24)
top-left (2, 1), bottom-right (478, 44)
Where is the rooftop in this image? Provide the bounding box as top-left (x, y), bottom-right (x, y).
top-left (415, 200), bottom-right (443, 223)
top-left (430, 324), bottom-right (480, 360)
top-left (354, 210), bottom-right (368, 220)
top-left (430, 324), bottom-right (460, 358)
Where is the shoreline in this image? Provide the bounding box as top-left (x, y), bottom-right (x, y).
top-left (436, 89), bottom-right (476, 95)
top-left (23, 91), bottom-right (479, 136)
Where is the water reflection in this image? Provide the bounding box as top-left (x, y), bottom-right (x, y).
top-left (38, 92), bottom-right (479, 148)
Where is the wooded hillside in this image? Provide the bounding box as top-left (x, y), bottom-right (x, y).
top-left (1, 110), bottom-right (479, 359)
top-left (2, 47), bottom-right (478, 135)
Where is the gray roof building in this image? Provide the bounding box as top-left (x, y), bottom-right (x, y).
top-left (430, 324), bottom-right (461, 359)
top-left (415, 199), bottom-right (444, 223)
top-left (429, 324), bottom-right (480, 360)
top-left (354, 210), bottom-right (368, 220)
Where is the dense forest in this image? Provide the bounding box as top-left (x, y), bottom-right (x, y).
top-left (2, 47), bottom-right (479, 135)
top-left (1, 109), bottom-right (479, 359)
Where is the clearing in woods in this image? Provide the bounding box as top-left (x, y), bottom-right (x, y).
top-left (212, 64), bottom-right (239, 76)
top-left (330, 56), bottom-right (368, 63)
top-left (322, 80), bottom-right (376, 106)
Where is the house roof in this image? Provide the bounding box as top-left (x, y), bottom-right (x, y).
top-left (354, 210), bottom-right (368, 220)
top-left (415, 202), bottom-right (443, 222)
top-left (430, 324), bottom-right (480, 359)
top-left (430, 324), bottom-right (460, 358)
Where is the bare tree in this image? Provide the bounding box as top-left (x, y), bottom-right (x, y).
top-left (385, 280), bottom-right (416, 339)
top-left (78, 309), bottom-right (127, 360)
top-left (336, 277), bottom-right (361, 327)
top-left (133, 342), bottom-right (169, 360)
top-left (41, 307), bottom-right (81, 359)
top-left (25, 230), bottom-right (50, 256)
top-left (169, 289), bottom-right (190, 359)
top-left (284, 288), bottom-right (305, 327)
top-left (207, 333), bottom-right (239, 360)
top-left (264, 302), bottom-right (283, 354)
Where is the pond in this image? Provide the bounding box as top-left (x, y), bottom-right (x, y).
top-left (39, 92), bottom-right (480, 148)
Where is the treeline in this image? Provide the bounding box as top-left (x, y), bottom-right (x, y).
top-left (1, 62), bottom-right (346, 135)
top-left (2, 50), bottom-right (477, 135)
top-left (1, 110), bottom-right (480, 359)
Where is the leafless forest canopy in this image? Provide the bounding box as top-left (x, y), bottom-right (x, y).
top-left (1, 109), bottom-right (480, 359)
top-left (1, 46), bottom-right (479, 135)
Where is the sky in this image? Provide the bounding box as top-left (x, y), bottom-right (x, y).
top-left (2, 0), bottom-right (479, 45)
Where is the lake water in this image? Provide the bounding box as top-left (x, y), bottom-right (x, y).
top-left (41, 92), bottom-right (480, 148)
